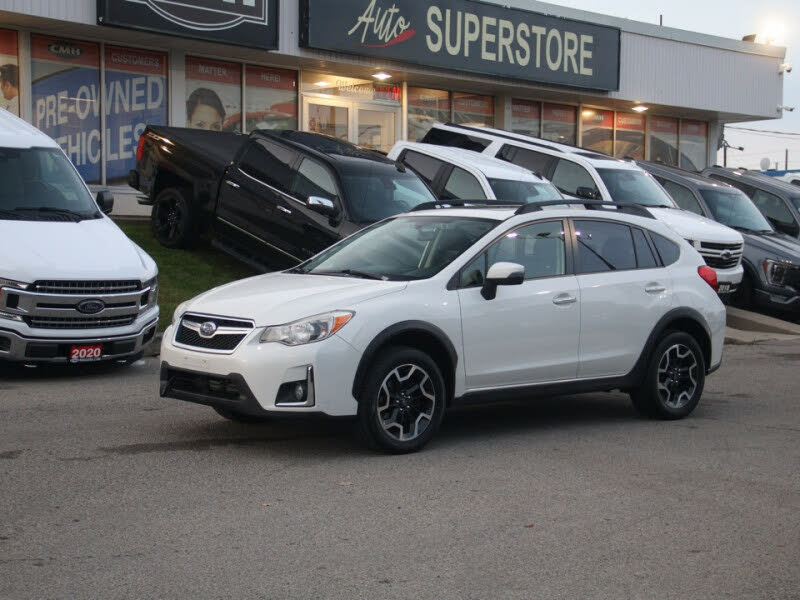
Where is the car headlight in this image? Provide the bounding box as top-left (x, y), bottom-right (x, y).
top-left (763, 259), bottom-right (798, 286)
top-left (260, 311), bottom-right (354, 346)
top-left (0, 278), bottom-right (29, 321)
top-left (143, 276), bottom-right (159, 307)
top-left (172, 301), bottom-right (189, 326)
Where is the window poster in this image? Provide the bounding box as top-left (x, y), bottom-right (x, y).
top-left (104, 45), bottom-right (168, 183)
top-left (31, 35), bottom-right (102, 183)
top-left (185, 56), bottom-right (242, 132)
top-left (244, 65), bottom-right (297, 133)
top-left (0, 29), bottom-right (19, 116)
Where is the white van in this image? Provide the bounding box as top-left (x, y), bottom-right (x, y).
top-left (387, 141), bottom-right (562, 203)
top-left (422, 123), bottom-right (745, 295)
top-left (0, 109), bottom-right (159, 365)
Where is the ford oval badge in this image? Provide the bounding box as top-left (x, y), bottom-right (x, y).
top-left (76, 299), bottom-right (105, 315)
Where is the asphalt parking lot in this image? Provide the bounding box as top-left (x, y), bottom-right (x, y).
top-left (1, 341), bottom-right (799, 600)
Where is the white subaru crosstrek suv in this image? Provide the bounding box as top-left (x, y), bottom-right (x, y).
top-left (160, 201), bottom-right (725, 453)
top-left (422, 123), bottom-right (745, 296)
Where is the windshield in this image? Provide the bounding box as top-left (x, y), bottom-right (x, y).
top-left (700, 188), bottom-right (773, 232)
top-left (0, 147), bottom-right (99, 221)
top-left (295, 216), bottom-right (497, 281)
top-left (597, 168), bottom-right (677, 207)
top-left (487, 179), bottom-right (563, 203)
top-left (341, 167), bottom-right (437, 224)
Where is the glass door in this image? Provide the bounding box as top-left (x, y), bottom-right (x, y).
top-left (358, 108), bottom-right (397, 153)
top-left (304, 97), bottom-right (351, 141)
top-left (303, 96), bottom-right (400, 153)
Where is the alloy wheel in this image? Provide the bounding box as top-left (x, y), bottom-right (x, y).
top-left (376, 364), bottom-right (437, 442)
top-left (656, 344), bottom-right (699, 409)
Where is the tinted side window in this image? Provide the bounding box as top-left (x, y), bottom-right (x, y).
top-left (459, 220), bottom-right (566, 287)
top-left (661, 180), bottom-right (703, 215)
top-left (750, 189), bottom-right (795, 229)
top-left (441, 167), bottom-right (486, 200)
top-left (632, 228), bottom-right (658, 269)
top-left (292, 158), bottom-right (339, 202)
top-left (708, 174), bottom-right (755, 198)
top-left (551, 159), bottom-right (598, 196)
top-left (239, 139), bottom-right (298, 194)
top-left (420, 128), bottom-right (491, 152)
top-left (651, 233), bottom-right (681, 266)
top-left (400, 150), bottom-right (445, 186)
top-left (574, 220), bottom-right (636, 274)
top-left (501, 145), bottom-right (557, 176)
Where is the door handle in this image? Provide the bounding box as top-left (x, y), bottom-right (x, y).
top-left (225, 180), bottom-right (240, 189)
top-left (276, 205), bottom-right (292, 215)
top-left (645, 283), bottom-right (666, 294)
top-left (552, 293), bottom-right (577, 306)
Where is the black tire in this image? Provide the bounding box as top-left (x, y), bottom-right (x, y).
top-left (151, 187), bottom-right (197, 248)
top-left (630, 330), bottom-right (706, 420)
top-left (732, 273), bottom-right (754, 309)
top-left (213, 407), bottom-right (271, 424)
top-left (356, 346), bottom-right (446, 454)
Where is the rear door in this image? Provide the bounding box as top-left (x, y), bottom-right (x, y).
top-left (458, 219), bottom-right (580, 388)
top-left (215, 138), bottom-right (301, 261)
top-left (571, 219), bottom-right (673, 378)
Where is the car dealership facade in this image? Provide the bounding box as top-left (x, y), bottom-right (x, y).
top-left (0, 0), bottom-right (787, 191)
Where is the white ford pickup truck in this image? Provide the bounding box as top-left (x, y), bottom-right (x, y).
top-left (0, 109), bottom-right (159, 365)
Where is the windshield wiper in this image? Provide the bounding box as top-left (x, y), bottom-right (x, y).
top-left (313, 269), bottom-right (388, 281)
top-left (15, 207), bottom-right (94, 220)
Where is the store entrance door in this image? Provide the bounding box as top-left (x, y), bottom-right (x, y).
top-left (303, 97), bottom-right (399, 153)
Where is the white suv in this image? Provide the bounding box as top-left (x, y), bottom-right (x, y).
top-left (387, 141), bottom-right (562, 203)
top-left (160, 203), bottom-right (725, 453)
top-left (0, 109), bottom-right (159, 365)
top-left (422, 123), bottom-right (745, 295)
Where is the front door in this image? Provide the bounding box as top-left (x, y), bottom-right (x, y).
top-left (457, 220), bottom-right (580, 389)
top-left (303, 97), bottom-right (399, 153)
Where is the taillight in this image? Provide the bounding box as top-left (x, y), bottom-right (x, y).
top-left (136, 134), bottom-right (146, 163)
top-left (698, 265), bottom-right (718, 292)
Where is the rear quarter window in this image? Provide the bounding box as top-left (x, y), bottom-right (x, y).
top-left (651, 233), bottom-right (680, 266)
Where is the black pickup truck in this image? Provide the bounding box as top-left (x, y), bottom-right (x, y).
top-left (129, 127), bottom-right (436, 267)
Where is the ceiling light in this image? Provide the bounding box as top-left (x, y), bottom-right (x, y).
top-left (632, 105), bottom-right (648, 112)
top-left (314, 81), bottom-right (330, 87)
top-left (372, 72), bottom-right (392, 81)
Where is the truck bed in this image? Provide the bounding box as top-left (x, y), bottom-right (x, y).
top-left (146, 126), bottom-right (247, 172)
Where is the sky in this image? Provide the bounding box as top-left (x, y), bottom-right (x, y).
top-left (547, 0), bottom-right (800, 171)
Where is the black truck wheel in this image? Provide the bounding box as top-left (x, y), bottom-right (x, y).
top-left (151, 187), bottom-right (197, 248)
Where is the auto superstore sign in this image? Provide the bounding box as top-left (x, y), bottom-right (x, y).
top-left (98, 0), bottom-right (278, 50)
top-left (301, 0), bottom-right (620, 91)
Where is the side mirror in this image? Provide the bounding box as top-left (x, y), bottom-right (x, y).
top-left (481, 261), bottom-right (525, 300)
top-left (308, 196), bottom-right (339, 219)
top-left (96, 190), bottom-right (114, 215)
top-left (575, 186), bottom-right (600, 200)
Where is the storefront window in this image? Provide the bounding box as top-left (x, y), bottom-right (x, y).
top-left (186, 56), bottom-right (242, 132)
top-left (0, 29), bottom-right (19, 116)
top-left (649, 116), bottom-right (679, 165)
top-left (580, 108), bottom-right (613, 154)
top-left (452, 92), bottom-right (494, 128)
top-left (31, 35), bottom-right (101, 184)
top-left (680, 120), bottom-right (708, 170)
top-left (104, 46), bottom-right (168, 184)
top-left (542, 103), bottom-right (577, 145)
top-left (510, 99), bottom-right (541, 137)
top-left (408, 87), bottom-right (450, 141)
top-left (614, 112), bottom-right (645, 160)
top-left (245, 65), bottom-right (297, 133)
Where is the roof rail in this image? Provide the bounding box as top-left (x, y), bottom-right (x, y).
top-left (441, 122), bottom-right (569, 154)
top-left (410, 199), bottom-right (525, 212)
top-left (514, 200), bottom-right (655, 219)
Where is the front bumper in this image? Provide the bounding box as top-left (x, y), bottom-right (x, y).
top-left (753, 286), bottom-right (800, 312)
top-left (159, 325), bottom-right (363, 417)
top-left (715, 264), bottom-right (744, 296)
top-left (0, 314), bottom-right (158, 363)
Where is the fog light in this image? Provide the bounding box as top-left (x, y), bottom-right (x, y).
top-left (275, 367), bottom-right (315, 407)
top-left (293, 383), bottom-right (306, 401)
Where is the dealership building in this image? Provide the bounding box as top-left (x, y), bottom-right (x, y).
top-left (0, 0), bottom-right (788, 200)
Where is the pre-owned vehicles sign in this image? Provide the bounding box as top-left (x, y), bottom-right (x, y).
top-left (300, 0), bottom-right (620, 91)
top-left (98, 0), bottom-right (278, 50)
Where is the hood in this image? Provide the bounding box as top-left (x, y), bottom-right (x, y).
top-left (648, 208), bottom-right (743, 244)
top-left (184, 272), bottom-right (407, 326)
top-left (740, 230), bottom-right (800, 262)
top-left (0, 217), bottom-right (157, 283)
